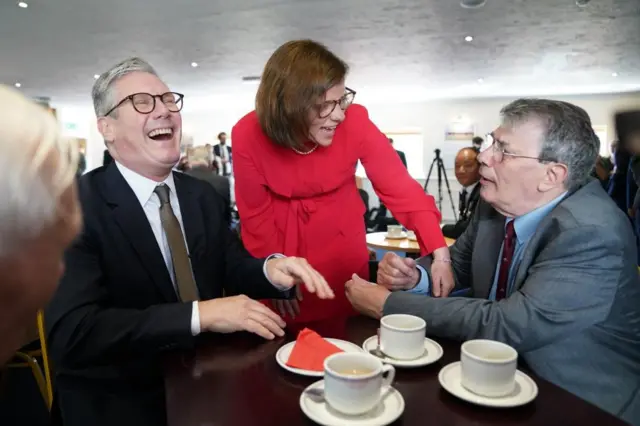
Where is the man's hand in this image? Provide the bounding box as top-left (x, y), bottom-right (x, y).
top-left (271, 285), bottom-right (302, 319)
top-left (345, 274), bottom-right (391, 319)
top-left (266, 257), bottom-right (334, 300)
top-left (377, 252), bottom-right (420, 291)
top-left (198, 295), bottom-right (286, 340)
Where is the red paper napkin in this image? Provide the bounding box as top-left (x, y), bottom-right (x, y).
top-left (286, 328), bottom-right (344, 371)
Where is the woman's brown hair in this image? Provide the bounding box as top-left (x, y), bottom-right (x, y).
top-left (255, 39), bottom-right (348, 150)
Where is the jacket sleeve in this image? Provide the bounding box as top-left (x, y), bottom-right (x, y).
top-left (355, 105), bottom-right (446, 255)
top-left (45, 225), bottom-right (196, 369)
top-left (231, 123), bottom-right (285, 259)
top-left (384, 225), bottom-right (623, 353)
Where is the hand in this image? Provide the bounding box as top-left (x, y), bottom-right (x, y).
top-left (198, 295), bottom-right (286, 340)
top-left (266, 257), bottom-right (334, 299)
top-left (376, 252), bottom-right (420, 291)
top-left (345, 274), bottom-right (391, 319)
top-left (430, 260), bottom-right (455, 297)
top-left (271, 285), bottom-right (302, 319)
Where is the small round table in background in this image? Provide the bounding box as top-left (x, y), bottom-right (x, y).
top-left (365, 232), bottom-right (455, 254)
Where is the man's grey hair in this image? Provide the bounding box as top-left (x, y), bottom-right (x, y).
top-left (92, 57), bottom-right (158, 117)
top-left (500, 98), bottom-right (600, 190)
top-left (0, 85), bottom-right (78, 256)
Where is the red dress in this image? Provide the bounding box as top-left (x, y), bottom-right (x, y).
top-left (232, 104), bottom-right (446, 324)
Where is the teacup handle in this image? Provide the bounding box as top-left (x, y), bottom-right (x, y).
top-left (381, 364), bottom-right (395, 387)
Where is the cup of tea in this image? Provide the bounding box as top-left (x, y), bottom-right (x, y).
top-left (386, 225), bottom-right (403, 238)
top-left (323, 352), bottom-right (395, 415)
top-left (380, 314), bottom-right (426, 360)
top-left (460, 339), bottom-right (518, 397)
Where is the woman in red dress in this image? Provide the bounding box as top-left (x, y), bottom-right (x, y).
top-left (233, 40), bottom-right (454, 325)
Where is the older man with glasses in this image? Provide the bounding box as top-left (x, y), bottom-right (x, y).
top-left (0, 86), bottom-right (81, 365)
top-left (346, 99), bottom-right (640, 425)
top-left (46, 57), bottom-right (334, 426)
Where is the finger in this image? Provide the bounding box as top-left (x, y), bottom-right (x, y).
top-left (273, 300), bottom-right (286, 317)
top-left (393, 257), bottom-right (415, 276)
top-left (284, 300), bottom-right (296, 319)
top-left (310, 268), bottom-right (334, 299)
top-left (296, 284), bottom-right (303, 301)
top-left (248, 311), bottom-right (285, 338)
top-left (403, 257), bottom-right (417, 269)
top-left (253, 301), bottom-right (287, 328)
top-left (290, 299), bottom-right (301, 317)
top-left (432, 276), bottom-right (442, 297)
top-left (244, 318), bottom-right (276, 340)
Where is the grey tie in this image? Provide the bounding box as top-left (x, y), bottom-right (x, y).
top-left (154, 184), bottom-right (199, 301)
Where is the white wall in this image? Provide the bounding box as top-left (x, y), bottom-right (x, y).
top-left (54, 91), bottom-right (640, 220)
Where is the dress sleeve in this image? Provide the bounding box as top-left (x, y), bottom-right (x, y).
top-left (232, 123), bottom-right (283, 258)
top-left (355, 105), bottom-right (446, 255)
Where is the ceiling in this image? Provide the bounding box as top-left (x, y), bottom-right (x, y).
top-left (1, 0), bottom-right (639, 108)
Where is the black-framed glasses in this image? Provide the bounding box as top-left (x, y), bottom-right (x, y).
top-left (104, 92), bottom-right (184, 117)
top-left (317, 87), bottom-right (356, 118)
top-left (481, 133), bottom-right (556, 163)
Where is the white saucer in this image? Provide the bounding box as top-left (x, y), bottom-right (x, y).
top-left (300, 380), bottom-right (405, 426)
top-left (438, 361), bottom-right (538, 408)
top-left (408, 235), bottom-right (418, 242)
top-left (385, 232), bottom-right (407, 240)
top-left (362, 336), bottom-right (443, 367)
top-left (276, 338), bottom-right (363, 377)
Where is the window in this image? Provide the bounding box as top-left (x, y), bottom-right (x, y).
top-left (592, 125), bottom-right (609, 156)
top-left (355, 131), bottom-right (424, 179)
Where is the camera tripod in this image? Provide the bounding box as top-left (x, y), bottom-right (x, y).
top-left (423, 149), bottom-right (457, 221)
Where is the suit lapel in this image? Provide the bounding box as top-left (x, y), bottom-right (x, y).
top-left (100, 164), bottom-right (178, 302)
top-left (473, 208), bottom-right (505, 298)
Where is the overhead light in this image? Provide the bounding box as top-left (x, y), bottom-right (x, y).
top-left (18, 2), bottom-right (28, 8)
top-left (14, 82), bottom-right (21, 88)
top-left (612, 72), bottom-right (619, 77)
top-left (465, 36), bottom-right (474, 42)
top-left (460, 0), bottom-right (486, 8)
top-left (477, 78), bottom-right (484, 84)
top-left (191, 62), bottom-right (198, 68)
top-left (93, 74), bottom-right (100, 80)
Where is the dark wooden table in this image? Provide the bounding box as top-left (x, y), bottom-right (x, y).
top-left (165, 316), bottom-right (625, 426)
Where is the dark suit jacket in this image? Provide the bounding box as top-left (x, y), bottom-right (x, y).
top-left (46, 163), bottom-right (290, 426)
top-left (442, 183), bottom-right (481, 239)
top-left (213, 144), bottom-right (232, 162)
top-left (385, 180), bottom-right (640, 424)
top-left (186, 166), bottom-right (231, 221)
top-left (395, 149), bottom-right (407, 168)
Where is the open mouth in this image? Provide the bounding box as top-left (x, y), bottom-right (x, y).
top-left (320, 126), bottom-right (336, 134)
top-left (147, 127), bottom-right (174, 141)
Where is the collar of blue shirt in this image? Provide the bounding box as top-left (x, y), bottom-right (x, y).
top-left (507, 192), bottom-right (568, 245)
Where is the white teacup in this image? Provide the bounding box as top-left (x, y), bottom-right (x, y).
top-left (406, 230), bottom-right (416, 239)
top-left (380, 314), bottom-right (426, 360)
top-left (323, 352), bottom-right (395, 415)
top-left (387, 225), bottom-right (403, 237)
top-left (460, 339), bottom-right (518, 398)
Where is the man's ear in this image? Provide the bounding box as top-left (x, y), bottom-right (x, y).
top-left (97, 117), bottom-right (115, 143)
top-left (539, 163), bottom-right (568, 192)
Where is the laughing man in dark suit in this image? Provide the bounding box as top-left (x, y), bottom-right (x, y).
top-left (46, 57), bottom-right (334, 426)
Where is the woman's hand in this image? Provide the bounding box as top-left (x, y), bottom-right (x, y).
top-left (271, 285), bottom-right (303, 319)
top-left (430, 247), bottom-right (455, 297)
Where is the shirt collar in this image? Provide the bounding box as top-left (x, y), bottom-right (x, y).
top-left (506, 192), bottom-right (568, 245)
top-left (116, 162), bottom-right (177, 206)
top-left (463, 181), bottom-right (479, 193)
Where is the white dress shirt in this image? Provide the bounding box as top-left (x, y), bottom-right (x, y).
top-left (116, 162), bottom-right (284, 337)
